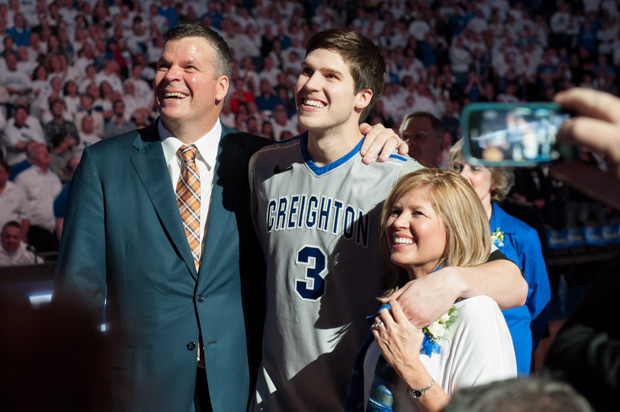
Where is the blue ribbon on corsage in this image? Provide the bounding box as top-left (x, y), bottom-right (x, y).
top-left (420, 334), bottom-right (442, 357)
top-left (366, 303), bottom-right (392, 327)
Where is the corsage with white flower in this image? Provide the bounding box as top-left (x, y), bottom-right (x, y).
top-left (420, 305), bottom-right (457, 357)
top-left (491, 227), bottom-right (505, 247)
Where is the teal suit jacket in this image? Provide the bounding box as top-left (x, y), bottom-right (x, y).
top-left (54, 121), bottom-right (269, 411)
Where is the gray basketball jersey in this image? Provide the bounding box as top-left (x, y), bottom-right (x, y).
top-left (249, 133), bottom-right (423, 411)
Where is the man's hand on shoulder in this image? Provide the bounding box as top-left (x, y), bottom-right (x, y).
top-left (359, 123), bottom-right (408, 164)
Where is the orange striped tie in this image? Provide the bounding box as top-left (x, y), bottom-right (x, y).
top-left (176, 145), bottom-right (201, 272)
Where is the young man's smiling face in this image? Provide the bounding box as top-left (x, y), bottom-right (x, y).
top-left (295, 48), bottom-right (371, 136)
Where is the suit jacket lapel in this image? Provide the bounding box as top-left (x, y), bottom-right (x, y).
top-left (130, 122), bottom-right (198, 279)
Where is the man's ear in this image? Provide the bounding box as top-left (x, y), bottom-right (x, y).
top-left (215, 75), bottom-right (229, 102)
top-left (355, 89), bottom-right (373, 110)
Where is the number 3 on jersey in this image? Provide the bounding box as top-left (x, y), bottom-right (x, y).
top-left (295, 246), bottom-right (327, 301)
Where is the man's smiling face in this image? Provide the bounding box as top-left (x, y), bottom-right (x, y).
top-left (295, 48), bottom-right (370, 135)
top-left (154, 36), bottom-right (228, 136)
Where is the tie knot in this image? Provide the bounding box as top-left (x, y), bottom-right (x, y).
top-left (178, 145), bottom-right (196, 164)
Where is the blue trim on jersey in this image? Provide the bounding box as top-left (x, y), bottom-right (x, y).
top-left (300, 132), bottom-right (365, 176)
top-left (389, 154), bottom-right (407, 162)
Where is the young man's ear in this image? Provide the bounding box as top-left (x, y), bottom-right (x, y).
top-left (355, 89), bottom-right (373, 110)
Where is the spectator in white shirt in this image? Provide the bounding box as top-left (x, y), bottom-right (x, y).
top-left (63, 80), bottom-right (80, 120)
top-left (3, 105), bottom-right (45, 166)
top-left (126, 15), bottom-right (149, 56)
top-left (450, 36), bottom-right (472, 86)
top-left (467, 7), bottom-right (489, 33)
top-left (104, 99), bottom-right (135, 139)
top-left (269, 104), bottom-right (298, 142)
top-left (1, 52), bottom-right (31, 105)
top-left (124, 63), bottom-right (153, 109)
top-left (15, 143), bottom-right (62, 252)
top-left (0, 160), bottom-right (30, 237)
top-left (258, 56), bottom-right (280, 88)
top-left (78, 114), bottom-right (102, 149)
top-left (0, 221), bottom-right (43, 265)
top-left (74, 92), bottom-right (105, 138)
top-left (94, 59), bottom-right (123, 94)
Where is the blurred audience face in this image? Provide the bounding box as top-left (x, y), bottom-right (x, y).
top-left (450, 155), bottom-right (494, 206)
top-left (50, 101), bottom-right (64, 120)
top-left (13, 106), bottom-right (28, 127)
top-left (5, 53), bottom-right (17, 70)
top-left (402, 117), bottom-right (442, 167)
top-left (113, 101), bottom-right (125, 118)
top-left (1, 225), bottom-right (21, 253)
top-left (81, 115), bottom-right (94, 133)
top-left (30, 144), bottom-right (51, 169)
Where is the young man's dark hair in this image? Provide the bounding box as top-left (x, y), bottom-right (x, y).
top-left (305, 29), bottom-right (385, 120)
top-left (164, 23), bottom-right (233, 80)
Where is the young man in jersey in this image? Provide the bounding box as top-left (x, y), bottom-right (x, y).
top-left (249, 29), bottom-right (526, 411)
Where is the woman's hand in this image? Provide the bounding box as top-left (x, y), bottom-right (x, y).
top-left (372, 300), bottom-right (451, 411)
top-left (372, 299), bottom-right (425, 377)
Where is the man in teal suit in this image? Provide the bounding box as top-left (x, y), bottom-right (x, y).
top-left (53, 24), bottom-right (268, 411)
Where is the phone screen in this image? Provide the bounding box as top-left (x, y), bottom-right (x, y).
top-left (463, 103), bottom-right (571, 166)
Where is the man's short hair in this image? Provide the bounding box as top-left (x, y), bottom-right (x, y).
top-left (399, 111), bottom-right (445, 139)
top-left (443, 376), bottom-right (593, 412)
top-left (25, 141), bottom-right (39, 155)
top-left (28, 143), bottom-right (46, 160)
top-left (2, 221), bottom-right (21, 234)
top-left (164, 23), bottom-right (232, 81)
top-left (14, 101), bottom-right (29, 113)
top-left (305, 29), bottom-right (386, 121)
top-left (13, 105), bottom-right (28, 116)
top-left (49, 98), bottom-right (65, 110)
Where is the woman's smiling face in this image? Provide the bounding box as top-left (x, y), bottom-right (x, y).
top-left (384, 187), bottom-right (447, 279)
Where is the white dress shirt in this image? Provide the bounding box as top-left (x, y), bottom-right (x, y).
top-left (0, 181), bottom-right (31, 229)
top-left (14, 165), bottom-right (62, 231)
top-left (159, 120), bottom-right (221, 261)
top-left (0, 242), bottom-right (43, 266)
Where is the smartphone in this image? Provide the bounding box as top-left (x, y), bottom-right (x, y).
top-left (461, 102), bottom-right (572, 166)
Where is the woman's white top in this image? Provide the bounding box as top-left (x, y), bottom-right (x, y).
top-left (363, 295), bottom-right (517, 411)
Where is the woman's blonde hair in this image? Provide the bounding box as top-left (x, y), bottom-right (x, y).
top-left (448, 139), bottom-right (515, 202)
top-left (380, 168), bottom-right (491, 289)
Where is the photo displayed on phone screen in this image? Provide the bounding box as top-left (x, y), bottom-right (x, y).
top-left (465, 104), bottom-right (571, 165)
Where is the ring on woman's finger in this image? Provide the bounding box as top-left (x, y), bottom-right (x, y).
top-left (372, 321), bottom-right (384, 330)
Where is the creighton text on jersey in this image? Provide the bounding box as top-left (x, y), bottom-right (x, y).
top-left (266, 194), bottom-right (370, 248)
